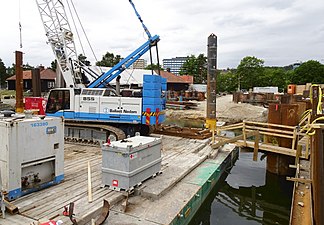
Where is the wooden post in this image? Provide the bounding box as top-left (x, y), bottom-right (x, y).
top-left (291, 128), bottom-right (297, 151)
top-left (243, 121), bottom-right (247, 146)
top-left (253, 131), bottom-right (259, 161)
top-left (88, 161), bottom-right (93, 203)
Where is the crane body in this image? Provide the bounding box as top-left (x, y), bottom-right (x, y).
top-left (36, 0), bottom-right (166, 142)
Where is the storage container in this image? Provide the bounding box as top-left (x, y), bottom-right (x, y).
top-left (102, 136), bottom-right (162, 190)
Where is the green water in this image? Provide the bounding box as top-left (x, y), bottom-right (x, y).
top-left (189, 150), bottom-right (293, 225)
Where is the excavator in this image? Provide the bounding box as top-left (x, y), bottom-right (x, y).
top-left (35, 0), bottom-right (166, 143)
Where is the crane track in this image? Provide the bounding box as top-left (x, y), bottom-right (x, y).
top-left (64, 122), bottom-right (126, 146)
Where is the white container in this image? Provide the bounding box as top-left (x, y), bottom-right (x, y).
top-left (0, 113), bottom-right (64, 200)
top-left (102, 136), bottom-right (162, 190)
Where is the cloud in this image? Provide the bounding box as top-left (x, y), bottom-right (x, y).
top-left (0, 0), bottom-right (323, 69)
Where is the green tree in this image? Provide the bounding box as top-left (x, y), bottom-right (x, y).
top-left (290, 60), bottom-right (324, 84)
top-left (262, 68), bottom-right (290, 91)
top-left (96, 52), bottom-right (122, 67)
top-left (0, 58), bottom-right (7, 88)
top-left (23, 63), bottom-right (34, 70)
top-left (78, 54), bottom-right (91, 66)
top-left (145, 63), bottom-right (164, 71)
top-left (180, 54), bottom-right (207, 83)
top-left (216, 70), bottom-right (237, 93)
top-left (236, 56), bottom-right (265, 90)
top-left (50, 59), bottom-right (57, 72)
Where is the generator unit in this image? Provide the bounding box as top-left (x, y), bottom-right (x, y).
top-left (0, 112), bottom-right (64, 200)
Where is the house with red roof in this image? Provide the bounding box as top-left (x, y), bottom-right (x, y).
top-left (6, 66), bottom-right (56, 92)
top-left (158, 70), bottom-right (193, 91)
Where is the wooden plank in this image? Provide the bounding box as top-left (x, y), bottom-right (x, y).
top-left (245, 129), bottom-right (293, 139)
top-left (245, 121), bottom-right (296, 129)
top-left (140, 153), bottom-right (207, 200)
top-left (245, 125), bottom-right (295, 135)
top-left (211, 131), bottom-right (257, 149)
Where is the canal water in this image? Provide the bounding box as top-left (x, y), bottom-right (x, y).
top-left (189, 149), bottom-right (293, 225)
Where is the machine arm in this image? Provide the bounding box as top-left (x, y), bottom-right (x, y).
top-left (87, 35), bottom-right (159, 88)
top-left (36, 0), bottom-right (86, 88)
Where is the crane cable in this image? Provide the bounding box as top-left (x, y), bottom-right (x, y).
top-left (65, 0), bottom-right (85, 56)
top-left (18, 0), bottom-right (22, 48)
top-left (69, 0), bottom-right (102, 73)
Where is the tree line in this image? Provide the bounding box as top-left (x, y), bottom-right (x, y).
top-left (180, 55), bottom-right (324, 93)
top-left (1, 52), bottom-right (324, 92)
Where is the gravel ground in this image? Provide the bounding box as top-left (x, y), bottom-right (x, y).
top-left (166, 95), bottom-right (268, 124)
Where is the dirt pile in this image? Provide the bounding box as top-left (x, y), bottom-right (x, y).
top-left (166, 95), bottom-right (268, 124)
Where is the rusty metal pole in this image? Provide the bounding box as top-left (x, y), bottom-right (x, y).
top-left (32, 68), bottom-right (41, 97)
top-left (311, 85), bottom-right (319, 120)
top-left (15, 51), bottom-right (24, 113)
top-left (205, 34), bottom-right (217, 143)
top-left (312, 128), bottom-right (324, 225)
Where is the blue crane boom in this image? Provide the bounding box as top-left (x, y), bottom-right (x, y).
top-left (88, 0), bottom-right (159, 88)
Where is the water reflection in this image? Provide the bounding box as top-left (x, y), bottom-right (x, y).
top-left (189, 150), bottom-right (293, 225)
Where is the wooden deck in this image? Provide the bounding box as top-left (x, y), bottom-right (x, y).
top-left (0, 135), bottom-right (237, 225)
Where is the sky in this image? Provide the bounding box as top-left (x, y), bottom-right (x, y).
top-left (0, 0), bottom-right (323, 69)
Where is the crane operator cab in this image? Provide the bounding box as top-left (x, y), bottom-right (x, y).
top-left (45, 87), bottom-right (143, 125)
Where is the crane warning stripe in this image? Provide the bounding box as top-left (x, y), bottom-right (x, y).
top-left (142, 112), bottom-right (158, 117)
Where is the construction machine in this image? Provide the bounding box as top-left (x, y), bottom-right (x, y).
top-left (35, 0), bottom-right (166, 143)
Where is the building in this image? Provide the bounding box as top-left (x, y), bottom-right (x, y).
top-left (130, 59), bottom-right (147, 69)
top-left (162, 57), bottom-right (188, 75)
top-left (158, 70), bottom-right (193, 91)
top-left (6, 67), bottom-right (56, 92)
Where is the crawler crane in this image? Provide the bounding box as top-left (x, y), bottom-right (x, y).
top-left (36, 0), bottom-right (166, 142)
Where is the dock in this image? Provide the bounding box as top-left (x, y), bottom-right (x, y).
top-left (0, 135), bottom-right (238, 225)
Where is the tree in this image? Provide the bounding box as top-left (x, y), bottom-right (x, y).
top-left (145, 63), bottom-right (164, 71)
top-left (217, 70), bottom-right (238, 93)
top-left (236, 56), bottom-right (264, 90)
top-left (50, 59), bottom-right (57, 72)
top-left (96, 52), bottom-right (122, 67)
top-left (290, 60), bottom-right (324, 84)
top-left (0, 58), bottom-right (7, 88)
top-left (78, 54), bottom-right (91, 66)
top-left (180, 54), bottom-right (207, 83)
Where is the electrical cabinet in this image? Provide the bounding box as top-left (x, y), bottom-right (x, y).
top-left (0, 113), bottom-right (64, 200)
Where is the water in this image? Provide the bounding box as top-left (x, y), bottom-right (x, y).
top-left (189, 149), bottom-right (293, 225)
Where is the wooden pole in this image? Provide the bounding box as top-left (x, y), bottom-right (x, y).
top-left (253, 131), bottom-right (259, 161)
top-left (88, 161), bottom-right (93, 203)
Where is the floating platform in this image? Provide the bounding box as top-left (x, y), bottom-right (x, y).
top-left (0, 135), bottom-right (238, 225)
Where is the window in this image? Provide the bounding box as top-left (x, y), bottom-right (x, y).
top-left (48, 81), bottom-right (55, 89)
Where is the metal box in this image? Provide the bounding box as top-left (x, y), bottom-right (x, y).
top-left (0, 113), bottom-right (64, 200)
top-left (102, 136), bottom-right (162, 190)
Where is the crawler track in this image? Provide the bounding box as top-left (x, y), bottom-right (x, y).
top-left (64, 121), bottom-right (126, 145)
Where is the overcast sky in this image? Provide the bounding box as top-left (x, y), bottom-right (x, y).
top-left (0, 0), bottom-right (323, 69)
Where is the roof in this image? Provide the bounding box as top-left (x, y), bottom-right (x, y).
top-left (88, 67), bottom-right (192, 85)
top-left (158, 70), bottom-right (193, 84)
top-left (6, 68), bottom-right (56, 81)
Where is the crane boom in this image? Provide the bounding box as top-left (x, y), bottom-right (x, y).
top-left (36, 0), bottom-right (85, 88)
top-left (88, 0), bottom-right (160, 88)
